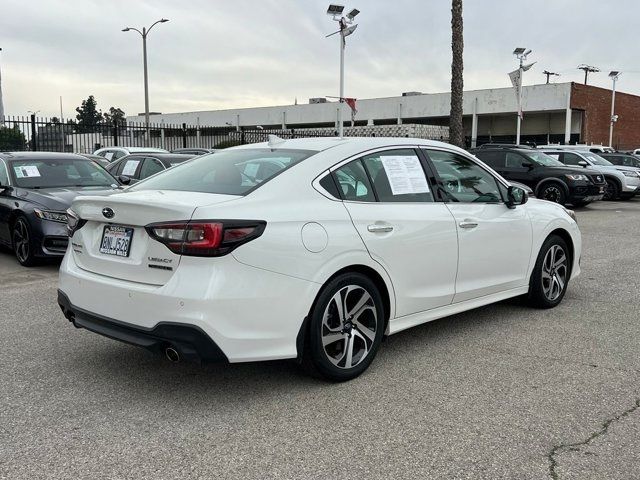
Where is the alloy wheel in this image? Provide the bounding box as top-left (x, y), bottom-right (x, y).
top-left (541, 244), bottom-right (567, 301)
top-left (321, 285), bottom-right (378, 369)
top-left (541, 185), bottom-right (562, 203)
top-left (604, 181), bottom-right (616, 200)
top-left (13, 220), bottom-right (30, 264)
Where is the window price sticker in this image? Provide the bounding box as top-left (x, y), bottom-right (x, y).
top-left (380, 156), bottom-right (430, 195)
top-left (14, 165), bottom-right (41, 178)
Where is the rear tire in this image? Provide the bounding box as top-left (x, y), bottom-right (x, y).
top-left (527, 235), bottom-right (570, 309)
top-left (603, 179), bottom-right (620, 200)
top-left (304, 273), bottom-right (385, 381)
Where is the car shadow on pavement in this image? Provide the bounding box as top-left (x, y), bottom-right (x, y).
top-left (60, 299), bottom-right (532, 405)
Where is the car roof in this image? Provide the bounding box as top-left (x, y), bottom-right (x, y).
top-left (0, 151), bottom-right (89, 161)
top-left (229, 136), bottom-right (467, 156)
top-left (121, 153), bottom-right (196, 161)
top-left (95, 146), bottom-right (168, 153)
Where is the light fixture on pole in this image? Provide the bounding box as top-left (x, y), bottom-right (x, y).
top-left (122, 18), bottom-right (169, 131)
top-left (510, 47), bottom-right (534, 146)
top-left (608, 70), bottom-right (620, 148)
top-left (326, 4), bottom-right (359, 138)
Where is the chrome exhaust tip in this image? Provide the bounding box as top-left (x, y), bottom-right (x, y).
top-left (165, 347), bottom-right (180, 363)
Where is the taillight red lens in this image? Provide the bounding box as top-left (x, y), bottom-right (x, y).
top-left (146, 220), bottom-right (265, 257)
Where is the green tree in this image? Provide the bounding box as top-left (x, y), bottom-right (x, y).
top-left (449, 0), bottom-right (464, 148)
top-left (50, 116), bottom-right (61, 124)
top-left (75, 95), bottom-right (104, 132)
top-left (0, 125), bottom-right (28, 151)
top-left (103, 107), bottom-right (126, 127)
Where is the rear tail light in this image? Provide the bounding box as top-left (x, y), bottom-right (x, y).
top-left (146, 220), bottom-right (266, 256)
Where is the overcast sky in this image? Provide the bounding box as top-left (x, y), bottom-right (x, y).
top-left (1, 0), bottom-right (638, 119)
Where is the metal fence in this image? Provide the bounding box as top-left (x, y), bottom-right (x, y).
top-left (0, 115), bottom-right (339, 154)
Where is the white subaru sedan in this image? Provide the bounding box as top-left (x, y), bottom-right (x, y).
top-left (58, 137), bottom-right (581, 381)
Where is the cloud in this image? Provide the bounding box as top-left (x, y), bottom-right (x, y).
top-left (1, 0), bottom-right (638, 118)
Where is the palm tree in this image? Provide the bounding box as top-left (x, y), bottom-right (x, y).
top-left (449, 0), bottom-right (464, 148)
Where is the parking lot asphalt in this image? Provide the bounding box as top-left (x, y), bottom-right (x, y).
top-left (1, 200), bottom-right (639, 480)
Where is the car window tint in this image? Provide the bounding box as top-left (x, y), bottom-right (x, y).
top-left (505, 152), bottom-right (526, 168)
top-left (0, 160), bottom-right (9, 185)
top-left (562, 153), bottom-right (582, 166)
top-left (474, 151), bottom-right (505, 168)
top-left (129, 148), bottom-right (316, 195)
top-left (121, 158), bottom-right (142, 178)
top-left (9, 158), bottom-right (115, 188)
top-left (361, 149), bottom-right (433, 202)
top-left (319, 173), bottom-right (341, 198)
top-left (113, 151), bottom-right (126, 160)
top-left (104, 151), bottom-right (115, 161)
top-left (427, 150), bottom-right (503, 203)
top-left (545, 152), bottom-right (562, 160)
top-left (333, 160), bottom-right (376, 202)
top-left (140, 158), bottom-right (164, 179)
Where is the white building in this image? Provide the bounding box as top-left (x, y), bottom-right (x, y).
top-left (127, 82), bottom-right (580, 147)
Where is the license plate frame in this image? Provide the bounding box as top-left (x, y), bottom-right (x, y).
top-left (99, 225), bottom-right (134, 257)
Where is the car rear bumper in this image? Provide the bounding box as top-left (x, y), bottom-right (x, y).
top-left (58, 251), bottom-right (319, 363)
top-left (58, 290), bottom-right (228, 362)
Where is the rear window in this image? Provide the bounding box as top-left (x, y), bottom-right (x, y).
top-left (129, 148), bottom-right (317, 195)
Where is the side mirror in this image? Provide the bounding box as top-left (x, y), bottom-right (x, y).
top-left (522, 162), bottom-right (534, 170)
top-left (578, 160), bottom-right (588, 168)
top-left (506, 185), bottom-right (528, 209)
top-left (118, 175), bottom-right (131, 185)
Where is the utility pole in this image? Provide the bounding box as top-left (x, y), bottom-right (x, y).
top-left (543, 70), bottom-right (559, 84)
top-left (577, 65), bottom-right (600, 85)
top-left (608, 71), bottom-right (620, 148)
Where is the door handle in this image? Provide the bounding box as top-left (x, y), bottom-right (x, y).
top-left (459, 221), bottom-right (478, 229)
top-left (367, 224), bottom-right (394, 233)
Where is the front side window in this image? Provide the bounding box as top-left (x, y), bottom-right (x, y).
top-left (474, 151), bottom-right (505, 168)
top-left (130, 148), bottom-right (317, 195)
top-left (505, 152), bottom-right (526, 168)
top-left (140, 158), bottom-right (165, 179)
top-left (583, 152), bottom-right (613, 166)
top-left (120, 157), bottom-right (143, 178)
top-left (360, 149), bottom-right (433, 202)
top-left (562, 152), bottom-right (583, 166)
top-left (526, 151), bottom-right (565, 167)
top-left (8, 158), bottom-right (116, 189)
top-left (426, 150), bottom-right (502, 203)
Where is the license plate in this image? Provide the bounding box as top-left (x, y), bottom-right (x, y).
top-left (99, 225), bottom-right (134, 257)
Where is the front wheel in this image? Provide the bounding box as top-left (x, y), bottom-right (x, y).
top-left (527, 235), bottom-right (570, 309)
top-left (538, 183), bottom-right (566, 205)
top-left (12, 216), bottom-right (37, 267)
top-left (304, 273), bottom-right (385, 381)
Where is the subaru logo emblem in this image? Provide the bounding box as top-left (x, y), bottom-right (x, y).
top-left (102, 207), bottom-right (115, 219)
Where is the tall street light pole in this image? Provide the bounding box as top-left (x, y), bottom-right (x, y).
top-left (122, 19), bottom-right (169, 129)
top-left (326, 5), bottom-right (359, 138)
top-left (512, 48), bottom-right (532, 146)
top-left (609, 71), bottom-right (620, 148)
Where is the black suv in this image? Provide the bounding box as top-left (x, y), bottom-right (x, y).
top-left (471, 146), bottom-right (606, 206)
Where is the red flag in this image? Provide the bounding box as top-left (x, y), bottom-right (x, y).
top-left (344, 97), bottom-right (357, 120)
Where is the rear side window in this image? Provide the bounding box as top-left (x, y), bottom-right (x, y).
top-left (130, 148), bottom-right (317, 195)
top-left (361, 149), bottom-right (433, 202)
top-left (475, 150), bottom-right (505, 168)
top-left (333, 160), bottom-right (376, 202)
top-left (505, 152), bottom-right (525, 168)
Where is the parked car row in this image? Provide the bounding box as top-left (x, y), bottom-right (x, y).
top-left (471, 144), bottom-right (640, 207)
